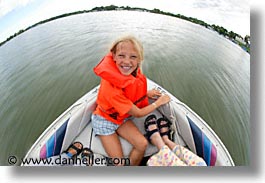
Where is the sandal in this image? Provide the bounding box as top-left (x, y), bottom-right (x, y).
top-left (144, 114), bottom-right (159, 143)
top-left (157, 117), bottom-right (172, 139)
top-left (81, 147), bottom-right (94, 166)
top-left (64, 141), bottom-right (83, 158)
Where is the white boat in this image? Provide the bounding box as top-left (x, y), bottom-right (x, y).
top-left (22, 79), bottom-right (235, 166)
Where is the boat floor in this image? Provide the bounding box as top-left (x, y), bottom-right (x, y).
top-left (74, 109), bottom-right (186, 166)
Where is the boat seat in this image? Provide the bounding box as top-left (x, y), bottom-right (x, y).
top-left (75, 108), bottom-right (187, 165)
top-left (75, 111), bottom-right (161, 159)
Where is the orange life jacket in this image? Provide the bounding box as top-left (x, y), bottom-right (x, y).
top-left (93, 52), bottom-right (149, 125)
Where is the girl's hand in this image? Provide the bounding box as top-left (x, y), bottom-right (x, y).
top-left (147, 89), bottom-right (161, 99)
top-left (156, 94), bottom-right (171, 106)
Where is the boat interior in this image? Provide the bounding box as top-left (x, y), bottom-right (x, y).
top-left (71, 98), bottom-right (187, 166)
top-left (24, 82), bottom-right (233, 166)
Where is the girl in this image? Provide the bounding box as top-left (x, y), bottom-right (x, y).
top-left (92, 35), bottom-right (170, 165)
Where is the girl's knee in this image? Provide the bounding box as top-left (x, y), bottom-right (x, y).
top-left (142, 138), bottom-right (148, 149)
top-left (135, 137), bottom-right (148, 151)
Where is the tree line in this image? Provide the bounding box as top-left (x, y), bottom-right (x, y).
top-left (0, 5), bottom-right (250, 53)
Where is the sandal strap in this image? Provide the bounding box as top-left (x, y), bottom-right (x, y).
top-left (145, 128), bottom-right (159, 143)
top-left (144, 114), bottom-right (159, 143)
top-left (144, 114), bottom-right (157, 129)
top-left (66, 152), bottom-right (74, 158)
top-left (81, 148), bottom-right (93, 158)
top-left (144, 120), bottom-right (157, 130)
top-left (65, 142), bottom-right (83, 157)
top-left (157, 117), bottom-right (171, 138)
top-left (157, 117), bottom-right (171, 128)
top-left (70, 144), bottom-right (82, 153)
top-left (145, 114), bottom-right (157, 122)
top-left (160, 131), bottom-right (170, 137)
top-left (158, 123), bottom-right (169, 128)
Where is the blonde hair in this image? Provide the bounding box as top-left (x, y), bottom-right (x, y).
top-left (110, 35), bottom-right (144, 61)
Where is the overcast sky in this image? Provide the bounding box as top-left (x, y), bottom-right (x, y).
top-left (0, 0), bottom-right (250, 43)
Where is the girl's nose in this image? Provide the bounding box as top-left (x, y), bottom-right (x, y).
top-left (123, 56), bottom-right (130, 63)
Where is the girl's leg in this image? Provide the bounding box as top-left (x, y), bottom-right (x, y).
top-left (98, 133), bottom-right (124, 166)
top-left (171, 145), bottom-right (207, 166)
top-left (116, 120), bottom-right (148, 165)
top-left (144, 115), bottom-right (186, 166)
top-left (147, 145), bottom-right (187, 166)
top-left (92, 114), bottom-right (125, 166)
top-left (159, 120), bottom-right (207, 166)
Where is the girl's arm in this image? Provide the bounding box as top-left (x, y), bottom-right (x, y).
top-left (127, 94), bottom-right (170, 118)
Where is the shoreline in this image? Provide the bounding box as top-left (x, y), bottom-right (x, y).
top-left (0, 5), bottom-right (250, 53)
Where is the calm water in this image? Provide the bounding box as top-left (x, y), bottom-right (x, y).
top-left (0, 11), bottom-right (250, 165)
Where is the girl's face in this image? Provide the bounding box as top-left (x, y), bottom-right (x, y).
top-left (113, 41), bottom-right (140, 76)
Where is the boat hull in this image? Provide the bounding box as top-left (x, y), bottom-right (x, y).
top-left (22, 79), bottom-right (234, 166)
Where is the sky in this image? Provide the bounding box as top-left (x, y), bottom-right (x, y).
top-left (0, 0), bottom-right (250, 43)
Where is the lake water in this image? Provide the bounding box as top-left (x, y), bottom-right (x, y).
top-left (0, 11), bottom-right (250, 165)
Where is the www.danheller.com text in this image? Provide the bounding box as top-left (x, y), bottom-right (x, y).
top-left (10, 155), bottom-right (130, 166)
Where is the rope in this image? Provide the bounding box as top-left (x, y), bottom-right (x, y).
top-left (89, 128), bottom-right (93, 150)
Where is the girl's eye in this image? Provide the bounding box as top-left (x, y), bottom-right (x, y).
top-left (130, 55), bottom-right (137, 59)
top-left (118, 54), bottom-right (125, 59)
